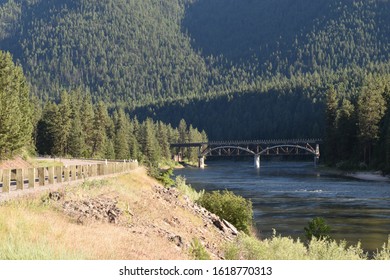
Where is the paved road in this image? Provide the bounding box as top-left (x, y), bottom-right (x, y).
top-left (35, 157), bottom-right (107, 166)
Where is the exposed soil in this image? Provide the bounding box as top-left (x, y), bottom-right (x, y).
top-left (0, 157), bottom-right (32, 169)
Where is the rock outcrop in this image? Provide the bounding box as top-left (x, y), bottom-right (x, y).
top-left (62, 195), bottom-right (122, 224)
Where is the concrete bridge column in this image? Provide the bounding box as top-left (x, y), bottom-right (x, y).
top-left (314, 144), bottom-right (320, 167)
top-left (198, 156), bottom-right (205, 169)
top-left (254, 154), bottom-right (260, 169)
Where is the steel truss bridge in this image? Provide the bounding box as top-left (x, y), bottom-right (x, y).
top-left (170, 139), bottom-right (322, 168)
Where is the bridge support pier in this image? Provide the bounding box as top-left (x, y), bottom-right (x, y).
top-left (254, 154), bottom-right (260, 169)
top-left (198, 156), bottom-right (205, 169)
top-left (314, 144), bottom-right (320, 168)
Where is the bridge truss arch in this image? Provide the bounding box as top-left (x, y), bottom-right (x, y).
top-left (258, 144), bottom-right (319, 157)
top-left (170, 139), bottom-right (321, 169)
top-left (201, 145), bottom-right (256, 157)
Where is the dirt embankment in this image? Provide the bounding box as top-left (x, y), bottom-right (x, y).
top-left (0, 167), bottom-right (238, 260)
top-left (0, 157), bottom-right (32, 169)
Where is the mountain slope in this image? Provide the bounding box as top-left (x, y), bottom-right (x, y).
top-left (184, 0), bottom-right (390, 73)
top-left (1, 0), bottom-right (210, 104)
top-left (1, 0), bottom-right (389, 106)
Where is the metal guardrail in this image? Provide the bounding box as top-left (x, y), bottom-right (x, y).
top-left (0, 160), bottom-right (138, 193)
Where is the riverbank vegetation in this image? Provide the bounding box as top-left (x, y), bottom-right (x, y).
top-left (224, 233), bottom-right (390, 260)
top-left (198, 190), bottom-right (253, 235)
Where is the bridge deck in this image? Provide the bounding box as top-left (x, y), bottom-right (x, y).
top-left (170, 139), bottom-right (322, 148)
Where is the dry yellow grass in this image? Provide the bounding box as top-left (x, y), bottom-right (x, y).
top-left (0, 167), bottom-right (228, 260)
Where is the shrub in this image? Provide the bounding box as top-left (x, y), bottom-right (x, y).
top-left (224, 231), bottom-right (369, 260)
top-left (224, 231), bottom-right (307, 260)
top-left (189, 238), bottom-right (211, 260)
top-left (304, 217), bottom-right (332, 241)
top-left (174, 176), bottom-right (204, 202)
top-left (198, 190), bottom-right (253, 234)
top-left (148, 165), bottom-right (175, 187)
top-left (374, 235), bottom-right (390, 260)
top-left (307, 238), bottom-right (366, 260)
top-left (157, 168), bottom-right (175, 187)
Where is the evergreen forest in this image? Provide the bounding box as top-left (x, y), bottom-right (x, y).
top-left (1, 0), bottom-right (390, 170)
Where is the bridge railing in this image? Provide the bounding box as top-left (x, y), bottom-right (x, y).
top-left (170, 139), bottom-right (323, 147)
top-left (0, 160), bottom-right (138, 194)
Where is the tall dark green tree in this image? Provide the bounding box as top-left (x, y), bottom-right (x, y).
top-left (324, 86), bottom-right (339, 165)
top-left (139, 118), bottom-right (161, 164)
top-left (80, 92), bottom-right (95, 157)
top-left (128, 120), bottom-right (140, 160)
top-left (91, 101), bottom-right (110, 158)
top-left (52, 90), bottom-right (72, 156)
top-left (336, 98), bottom-right (356, 161)
top-left (36, 102), bottom-right (59, 155)
top-left (0, 50), bottom-right (33, 158)
top-left (157, 121), bottom-right (171, 160)
top-left (357, 78), bottom-right (386, 165)
top-left (68, 110), bottom-right (85, 158)
top-left (114, 108), bottom-right (130, 160)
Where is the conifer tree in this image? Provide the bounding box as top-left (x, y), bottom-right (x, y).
top-left (114, 108), bottom-right (130, 160)
top-left (178, 118), bottom-right (188, 143)
top-left (68, 110), bottom-right (85, 157)
top-left (91, 101), bottom-right (109, 158)
top-left (128, 120), bottom-right (140, 160)
top-left (36, 102), bottom-right (59, 155)
top-left (188, 125), bottom-right (202, 163)
top-left (140, 118), bottom-right (161, 164)
top-left (0, 51), bottom-right (33, 158)
top-left (336, 98), bottom-right (356, 161)
top-left (324, 85), bottom-right (339, 164)
top-left (52, 90), bottom-right (72, 156)
top-left (358, 78), bottom-right (386, 165)
top-left (80, 92), bottom-right (95, 157)
top-left (157, 121), bottom-right (171, 160)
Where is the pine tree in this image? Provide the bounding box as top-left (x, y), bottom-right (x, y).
top-left (140, 118), bottom-right (161, 164)
top-left (157, 121), bottom-right (171, 160)
top-left (36, 102), bottom-right (59, 155)
top-left (114, 108), bottom-right (130, 160)
top-left (324, 85), bottom-right (339, 165)
top-left (80, 92), bottom-right (95, 157)
top-left (336, 98), bottom-right (356, 161)
top-left (52, 90), bottom-right (72, 156)
top-left (68, 110), bottom-right (85, 157)
top-left (0, 51), bottom-right (33, 158)
top-left (178, 118), bottom-right (188, 143)
top-left (188, 125), bottom-right (202, 163)
top-left (91, 101), bottom-right (109, 158)
top-left (357, 78), bottom-right (386, 165)
top-left (128, 120), bottom-right (140, 160)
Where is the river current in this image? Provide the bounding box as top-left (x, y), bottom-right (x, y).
top-left (174, 160), bottom-right (390, 252)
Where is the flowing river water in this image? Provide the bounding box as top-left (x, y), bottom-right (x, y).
top-left (174, 160), bottom-right (390, 252)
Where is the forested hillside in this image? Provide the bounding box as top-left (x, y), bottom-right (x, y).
top-left (1, 0), bottom-right (389, 105)
top-left (1, 0), bottom-right (390, 168)
top-left (184, 0), bottom-right (390, 74)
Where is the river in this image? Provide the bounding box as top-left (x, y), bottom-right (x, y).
top-left (174, 160), bottom-right (390, 252)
